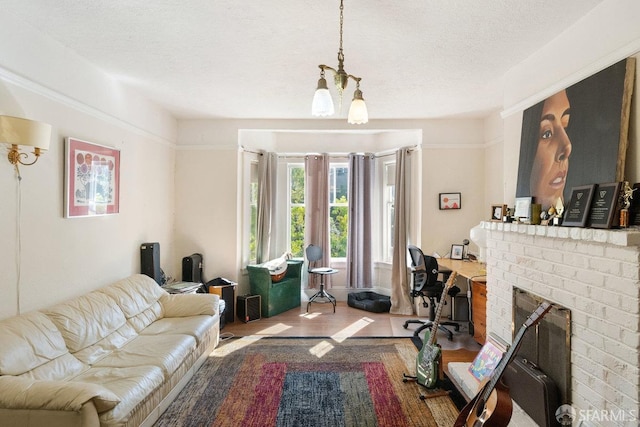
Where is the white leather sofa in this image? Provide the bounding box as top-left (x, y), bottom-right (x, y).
top-left (0, 274), bottom-right (220, 427)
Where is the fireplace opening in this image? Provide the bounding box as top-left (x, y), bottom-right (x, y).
top-left (512, 287), bottom-right (571, 404)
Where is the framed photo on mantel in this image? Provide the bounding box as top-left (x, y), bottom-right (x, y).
top-left (562, 185), bottom-right (596, 227)
top-left (588, 182), bottom-right (622, 229)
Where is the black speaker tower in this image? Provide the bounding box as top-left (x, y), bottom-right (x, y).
top-left (140, 242), bottom-right (162, 285)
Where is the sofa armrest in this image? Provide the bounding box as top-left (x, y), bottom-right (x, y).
top-left (246, 265), bottom-right (272, 295)
top-left (284, 260), bottom-right (303, 279)
top-left (0, 376), bottom-right (119, 413)
top-left (160, 293), bottom-right (219, 317)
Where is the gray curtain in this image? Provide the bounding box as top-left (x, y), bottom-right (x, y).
top-left (390, 148), bottom-right (414, 315)
top-left (346, 153), bottom-right (374, 288)
top-left (256, 152), bottom-right (278, 264)
top-left (304, 154), bottom-right (331, 288)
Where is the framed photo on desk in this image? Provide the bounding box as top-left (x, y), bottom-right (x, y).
top-left (450, 244), bottom-right (464, 260)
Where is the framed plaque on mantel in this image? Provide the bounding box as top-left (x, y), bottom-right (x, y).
top-left (588, 182), bottom-right (622, 228)
top-left (562, 185), bottom-right (596, 227)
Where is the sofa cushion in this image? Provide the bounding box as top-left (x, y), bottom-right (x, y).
top-left (93, 334), bottom-right (196, 378)
top-left (43, 291), bottom-right (129, 354)
top-left (43, 291), bottom-right (141, 366)
top-left (73, 365), bottom-right (164, 422)
top-left (160, 293), bottom-right (218, 317)
top-left (0, 311), bottom-right (85, 378)
top-left (141, 315), bottom-right (217, 345)
top-left (99, 274), bottom-right (167, 332)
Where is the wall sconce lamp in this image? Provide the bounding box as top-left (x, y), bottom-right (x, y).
top-left (0, 115), bottom-right (52, 174)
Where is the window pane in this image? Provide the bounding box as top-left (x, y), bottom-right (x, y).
top-left (330, 206), bottom-right (348, 258)
top-left (290, 206), bottom-right (305, 257)
top-left (330, 166), bottom-right (349, 203)
top-left (249, 165), bottom-right (258, 263)
top-left (290, 166), bottom-right (305, 204)
top-left (289, 165), bottom-right (305, 257)
top-left (384, 162), bottom-right (395, 262)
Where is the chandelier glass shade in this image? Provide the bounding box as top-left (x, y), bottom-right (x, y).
top-left (311, 0), bottom-right (368, 124)
top-left (311, 72), bottom-right (335, 117)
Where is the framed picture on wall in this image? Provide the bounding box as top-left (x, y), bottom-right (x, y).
top-left (439, 192), bottom-right (461, 210)
top-left (65, 137), bottom-right (120, 218)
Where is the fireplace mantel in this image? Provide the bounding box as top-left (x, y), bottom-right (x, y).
top-left (480, 221), bottom-right (640, 426)
top-left (482, 221), bottom-right (640, 247)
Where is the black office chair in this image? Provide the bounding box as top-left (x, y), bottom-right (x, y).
top-left (306, 244), bottom-right (338, 313)
top-left (403, 245), bottom-right (460, 341)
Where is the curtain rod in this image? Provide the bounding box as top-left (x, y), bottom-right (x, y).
top-left (240, 145), bottom-right (418, 159)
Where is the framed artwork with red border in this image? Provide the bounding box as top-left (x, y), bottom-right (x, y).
top-left (65, 137), bottom-right (120, 218)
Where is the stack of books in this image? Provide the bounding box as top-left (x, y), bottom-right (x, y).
top-left (161, 281), bottom-right (202, 294)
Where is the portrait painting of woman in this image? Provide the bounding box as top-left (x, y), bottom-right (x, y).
top-left (516, 58), bottom-right (635, 214)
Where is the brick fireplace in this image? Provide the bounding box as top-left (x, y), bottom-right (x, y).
top-left (482, 221), bottom-right (640, 425)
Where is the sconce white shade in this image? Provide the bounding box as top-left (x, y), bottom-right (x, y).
top-left (0, 115), bottom-right (51, 150)
top-left (347, 96), bottom-right (368, 124)
top-left (311, 84), bottom-right (335, 117)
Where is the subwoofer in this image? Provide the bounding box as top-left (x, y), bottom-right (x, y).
top-left (237, 295), bottom-right (261, 323)
top-left (140, 242), bottom-right (162, 285)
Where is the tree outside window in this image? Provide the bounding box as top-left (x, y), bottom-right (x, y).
top-left (329, 164), bottom-right (349, 258)
top-left (289, 165), bottom-right (305, 257)
top-left (249, 162), bottom-right (258, 264)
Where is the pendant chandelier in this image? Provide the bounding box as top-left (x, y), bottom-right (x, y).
top-left (311, 0), bottom-right (368, 124)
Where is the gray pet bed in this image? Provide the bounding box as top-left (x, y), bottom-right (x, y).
top-left (347, 291), bottom-right (391, 313)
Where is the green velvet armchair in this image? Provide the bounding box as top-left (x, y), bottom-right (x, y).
top-left (246, 260), bottom-right (303, 317)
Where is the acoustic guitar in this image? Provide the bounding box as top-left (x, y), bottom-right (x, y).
top-left (454, 301), bottom-right (552, 427)
top-left (407, 271), bottom-right (458, 389)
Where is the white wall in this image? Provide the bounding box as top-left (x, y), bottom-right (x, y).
top-left (0, 11), bottom-right (177, 319)
top-left (500, 0), bottom-right (640, 207)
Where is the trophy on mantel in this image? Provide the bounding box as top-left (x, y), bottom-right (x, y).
top-left (619, 181), bottom-right (635, 228)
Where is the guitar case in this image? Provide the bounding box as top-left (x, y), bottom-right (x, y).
top-left (502, 355), bottom-right (560, 427)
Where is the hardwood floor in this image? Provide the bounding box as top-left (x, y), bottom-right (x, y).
top-left (221, 300), bottom-right (481, 353)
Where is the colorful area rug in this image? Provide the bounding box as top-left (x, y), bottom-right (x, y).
top-left (154, 337), bottom-right (458, 427)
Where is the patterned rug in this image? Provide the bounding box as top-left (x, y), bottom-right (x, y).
top-left (154, 337), bottom-right (459, 427)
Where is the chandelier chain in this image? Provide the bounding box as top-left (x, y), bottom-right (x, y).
top-left (338, 0), bottom-right (344, 62)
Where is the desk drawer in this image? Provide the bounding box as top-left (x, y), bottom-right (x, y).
top-left (471, 280), bottom-right (487, 344)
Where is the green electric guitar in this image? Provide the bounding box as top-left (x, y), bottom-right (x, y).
top-left (413, 271), bottom-right (458, 388)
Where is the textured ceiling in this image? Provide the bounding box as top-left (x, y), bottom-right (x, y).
top-left (4, 0), bottom-right (604, 121)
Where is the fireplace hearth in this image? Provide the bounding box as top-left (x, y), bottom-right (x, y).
top-left (482, 221), bottom-right (640, 424)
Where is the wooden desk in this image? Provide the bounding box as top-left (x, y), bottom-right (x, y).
top-left (435, 258), bottom-right (486, 281)
top-left (436, 258), bottom-right (487, 344)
